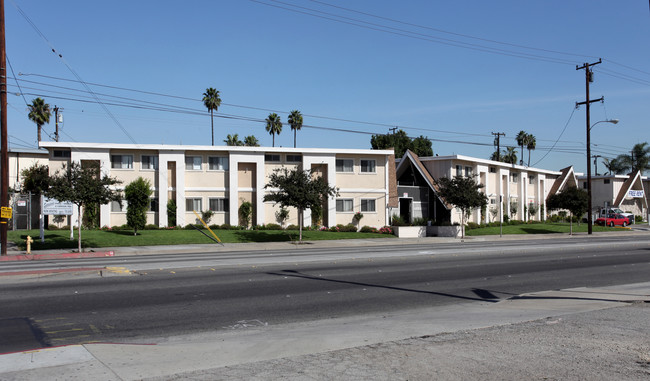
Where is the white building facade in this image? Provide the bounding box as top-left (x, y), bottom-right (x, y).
top-left (39, 142), bottom-right (396, 229)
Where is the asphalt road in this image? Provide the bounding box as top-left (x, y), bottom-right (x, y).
top-left (1, 236), bottom-right (649, 353)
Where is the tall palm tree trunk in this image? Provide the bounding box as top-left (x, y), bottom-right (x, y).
top-left (294, 131), bottom-right (297, 148)
top-left (37, 124), bottom-right (42, 142)
top-left (210, 110), bottom-right (214, 146)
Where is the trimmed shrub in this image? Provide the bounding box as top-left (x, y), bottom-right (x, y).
top-left (145, 224), bottom-right (158, 230)
top-left (286, 224), bottom-right (299, 230)
top-left (360, 225), bottom-right (377, 233)
top-left (378, 226), bottom-right (393, 234)
top-left (411, 217), bottom-right (429, 226)
top-left (466, 222), bottom-right (479, 230)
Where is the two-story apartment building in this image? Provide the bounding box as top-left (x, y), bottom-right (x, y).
top-left (39, 141), bottom-right (396, 229)
top-left (395, 150), bottom-right (578, 225)
top-left (577, 171), bottom-right (647, 219)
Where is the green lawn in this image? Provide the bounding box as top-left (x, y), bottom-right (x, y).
top-left (466, 222), bottom-right (627, 236)
top-left (8, 228), bottom-right (395, 251)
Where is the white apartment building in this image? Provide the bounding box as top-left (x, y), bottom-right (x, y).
top-left (395, 150), bottom-right (578, 225)
top-left (39, 142), bottom-right (397, 229)
top-left (577, 171), bottom-right (647, 219)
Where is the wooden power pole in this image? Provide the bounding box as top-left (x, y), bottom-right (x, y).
top-left (1, 0), bottom-right (8, 256)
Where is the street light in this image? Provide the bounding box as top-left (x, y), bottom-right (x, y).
top-left (587, 119), bottom-right (619, 234)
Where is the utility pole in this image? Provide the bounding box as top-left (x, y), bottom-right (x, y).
top-left (388, 127), bottom-right (397, 134)
top-left (54, 106), bottom-right (60, 142)
top-left (1, 0), bottom-right (8, 256)
top-left (576, 59), bottom-right (603, 235)
top-left (592, 155), bottom-right (602, 176)
top-left (492, 132), bottom-right (505, 161)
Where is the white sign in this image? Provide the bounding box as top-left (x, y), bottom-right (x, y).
top-left (628, 190), bottom-right (644, 198)
top-left (42, 197), bottom-right (74, 215)
top-left (16, 200), bottom-right (26, 207)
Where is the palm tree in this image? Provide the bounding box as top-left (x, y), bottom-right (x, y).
top-left (202, 88), bottom-right (221, 146)
top-left (602, 157), bottom-right (626, 175)
top-left (224, 134), bottom-right (243, 146)
top-left (243, 135), bottom-right (260, 147)
top-left (28, 97), bottom-right (51, 143)
top-left (516, 130), bottom-right (529, 166)
top-left (265, 113), bottom-right (282, 147)
top-left (502, 147), bottom-right (518, 164)
top-left (526, 134), bottom-right (536, 167)
top-left (288, 110), bottom-right (303, 148)
top-left (621, 142), bottom-right (650, 174)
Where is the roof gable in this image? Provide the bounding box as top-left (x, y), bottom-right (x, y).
top-left (396, 150), bottom-right (452, 209)
top-left (613, 170), bottom-right (647, 208)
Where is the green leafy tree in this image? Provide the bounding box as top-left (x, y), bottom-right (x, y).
top-left (370, 129), bottom-right (432, 158)
top-left (546, 186), bottom-right (588, 235)
top-left (224, 134), bottom-right (244, 146)
top-left (433, 175), bottom-right (487, 239)
top-left (275, 207), bottom-right (290, 228)
top-left (243, 135), bottom-right (260, 147)
top-left (265, 113), bottom-right (283, 147)
top-left (28, 97), bottom-right (51, 143)
top-left (288, 110), bottom-right (303, 148)
top-left (46, 162), bottom-right (121, 252)
top-left (124, 177), bottom-right (153, 235)
top-left (21, 164), bottom-right (50, 194)
top-left (239, 201), bottom-right (253, 229)
top-left (167, 199), bottom-right (177, 227)
top-left (264, 167), bottom-right (338, 242)
top-left (202, 87), bottom-right (221, 146)
top-left (411, 135), bottom-right (433, 157)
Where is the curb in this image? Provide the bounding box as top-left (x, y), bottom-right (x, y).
top-left (0, 251), bottom-right (115, 262)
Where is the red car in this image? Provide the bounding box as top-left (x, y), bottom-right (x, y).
top-left (595, 213), bottom-right (629, 227)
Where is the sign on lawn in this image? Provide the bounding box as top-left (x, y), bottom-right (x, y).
top-left (42, 197), bottom-right (74, 215)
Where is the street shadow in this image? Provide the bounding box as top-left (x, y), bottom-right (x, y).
top-left (0, 317), bottom-right (50, 353)
top-left (267, 269), bottom-right (498, 303)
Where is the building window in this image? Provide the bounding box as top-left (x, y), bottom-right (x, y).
top-left (110, 200), bottom-right (124, 212)
top-left (464, 166), bottom-right (472, 177)
top-left (141, 155), bottom-right (158, 170)
top-left (489, 166), bottom-right (496, 173)
top-left (510, 173), bottom-right (518, 183)
top-left (208, 156), bottom-right (229, 171)
top-left (209, 198), bottom-right (229, 212)
top-left (336, 199), bottom-right (353, 212)
top-left (528, 176), bottom-right (536, 185)
top-left (149, 198), bottom-right (159, 212)
top-left (456, 165), bottom-right (462, 177)
top-left (604, 179), bottom-right (611, 184)
top-left (53, 150), bottom-right (71, 158)
top-left (185, 156), bottom-right (202, 170)
top-left (264, 154), bottom-right (280, 162)
top-left (583, 181), bottom-right (587, 189)
top-left (111, 155), bottom-right (133, 169)
top-left (360, 159), bottom-right (376, 173)
top-left (490, 198), bottom-right (496, 205)
top-left (336, 159), bottom-right (353, 173)
top-left (185, 198), bottom-right (202, 211)
top-left (286, 154), bottom-right (302, 163)
top-left (360, 199), bottom-right (376, 212)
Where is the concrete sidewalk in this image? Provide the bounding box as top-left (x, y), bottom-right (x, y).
top-left (1, 282), bottom-right (649, 380)
top-left (2, 228), bottom-right (648, 261)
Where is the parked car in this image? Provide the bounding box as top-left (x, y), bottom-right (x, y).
top-left (599, 208), bottom-right (634, 224)
top-left (595, 213), bottom-right (630, 227)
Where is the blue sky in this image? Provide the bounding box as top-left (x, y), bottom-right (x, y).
top-left (5, 1), bottom-right (650, 173)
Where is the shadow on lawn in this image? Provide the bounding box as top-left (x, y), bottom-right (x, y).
top-left (12, 233), bottom-right (93, 251)
top-left (519, 227), bottom-right (562, 234)
top-left (232, 230), bottom-right (299, 243)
